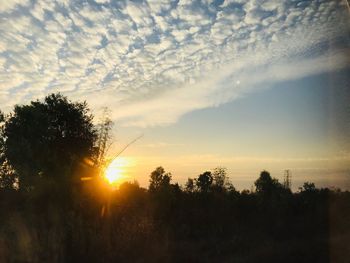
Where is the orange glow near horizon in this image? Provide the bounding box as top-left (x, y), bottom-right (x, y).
top-left (104, 157), bottom-right (131, 186)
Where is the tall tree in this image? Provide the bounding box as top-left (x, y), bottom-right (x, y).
top-left (2, 93), bottom-right (97, 191)
top-left (185, 178), bottom-right (195, 193)
top-left (254, 170), bottom-right (284, 198)
top-left (212, 167), bottom-right (229, 191)
top-left (149, 166), bottom-right (172, 192)
top-left (196, 171), bottom-right (213, 193)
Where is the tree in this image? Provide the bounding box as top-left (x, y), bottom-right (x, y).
top-left (254, 170), bottom-right (283, 197)
top-left (118, 181), bottom-right (146, 207)
top-left (212, 167), bottom-right (229, 191)
top-left (148, 167), bottom-right (178, 221)
top-left (2, 93), bottom-right (97, 191)
top-left (94, 107), bottom-right (113, 166)
top-left (185, 178), bottom-right (195, 193)
top-left (0, 111), bottom-right (17, 190)
top-left (196, 171), bottom-right (213, 193)
top-left (299, 182), bottom-right (317, 193)
top-left (0, 160), bottom-right (17, 190)
top-left (149, 166), bottom-right (172, 192)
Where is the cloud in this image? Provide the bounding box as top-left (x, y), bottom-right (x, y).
top-left (0, 0), bottom-right (30, 13)
top-left (0, 0), bottom-right (349, 127)
top-left (105, 49), bottom-right (349, 127)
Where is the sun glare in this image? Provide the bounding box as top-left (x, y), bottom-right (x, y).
top-left (104, 157), bottom-right (130, 185)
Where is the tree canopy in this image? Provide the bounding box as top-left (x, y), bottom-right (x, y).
top-left (1, 93), bottom-right (97, 191)
top-left (149, 166), bottom-right (172, 192)
top-left (254, 170), bottom-right (289, 200)
top-left (196, 171), bottom-right (213, 192)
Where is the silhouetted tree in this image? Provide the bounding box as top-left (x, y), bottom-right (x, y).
top-left (149, 166), bottom-right (172, 192)
top-left (2, 93), bottom-right (97, 192)
top-left (255, 170), bottom-right (282, 194)
top-left (196, 171), bottom-right (213, 193)
top-left (212, 167), bottom-right (228, 188)
top-left (0, 160), bottom-right (17, 190)
top-left (185, 178), bottom-right (195, 193)
top-left (117, 181), bottom-right (146, 208)
top-left (0, 111), bottom-right (17, 190)
top-left (299, 182), bottom-right (317, 193)
top-left (225, 181), bottom-right (237, 194)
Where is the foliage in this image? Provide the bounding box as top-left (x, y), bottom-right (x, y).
top-left (254, 170), bottom-right (284, 196)
top-left (212, 167), bottom-right (228, 188)
top-left (1, 94), bottom-right (97, 191)
top-left (185, 178), bottom-right (195, 192)
top-left (0, 111), bottom-right (17, 190)
top-left (149, 166), bottom-right (172, 192)
top-left (196, 171), bottom-right (213, 192)
top-left (300, 182), bottom-right (317, 192)
top-left (0, 168), bottom-right (348, 262)
top-left (0, 160), bottom-right (17, 190)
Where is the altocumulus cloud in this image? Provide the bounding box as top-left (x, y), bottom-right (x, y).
top-left (0, 0), bottom-right (349, 126)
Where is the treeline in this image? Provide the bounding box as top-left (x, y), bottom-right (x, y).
top-left (0, 94), bottom-right (349, 263)
top-left (1, 167), bottom-right (350, 262)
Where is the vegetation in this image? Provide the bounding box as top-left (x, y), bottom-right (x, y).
top-left (0, 94), bottom-right (349, 263)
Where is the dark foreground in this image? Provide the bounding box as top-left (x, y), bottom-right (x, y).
top-left (0, 178), bottom-right (349, 263)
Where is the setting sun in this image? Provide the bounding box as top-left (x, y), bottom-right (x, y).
top-left (104, 157), bottom-right (130, 185)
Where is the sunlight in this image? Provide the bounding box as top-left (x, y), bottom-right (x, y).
top-left (104, 157), bottom-right (130, 186)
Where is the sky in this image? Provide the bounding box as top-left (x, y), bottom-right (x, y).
top-left (0, 0), bottom-right (349, 190)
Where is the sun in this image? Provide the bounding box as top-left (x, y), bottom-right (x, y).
top-left (104, 157), bottom-right (129, 185)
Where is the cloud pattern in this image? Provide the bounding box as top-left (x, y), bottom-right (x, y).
top-left (0, 0), bottom-right (349, 126)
